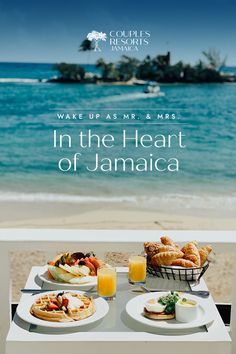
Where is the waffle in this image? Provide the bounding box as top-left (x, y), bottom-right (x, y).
top-left (30, 292), bottom-right (96, 322)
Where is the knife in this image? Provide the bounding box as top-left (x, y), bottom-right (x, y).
top-left (21, 289), bottom-right (57, 293)
top-left (132, 286), bottom-right (209, 298)
top-left (21, 288), bottom-right (96, 294)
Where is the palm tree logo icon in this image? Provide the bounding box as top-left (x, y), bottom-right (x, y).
top-left (87, 31), bottom-right (107, 52)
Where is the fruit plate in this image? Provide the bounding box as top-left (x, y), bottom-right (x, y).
top-left (17, 290), bottom-right (109, 328)
top-left (126, 292), bottom-right (214, 330)
top-left (38, 265), bottom-right (97, 289)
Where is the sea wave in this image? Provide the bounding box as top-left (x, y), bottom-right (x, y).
top-left (0, 191), bottom-right (236, 211)
top-left (0, 191), bottom-right (137, 203)
top-left (97, 92), bottom-right (165, 103)
top-left (0, 78), bottom-right (46, 83)
top-left (146, 193), bottom-right (236, 210)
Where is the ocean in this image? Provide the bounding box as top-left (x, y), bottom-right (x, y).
top-left (0, 62), bottom-right (236, 215)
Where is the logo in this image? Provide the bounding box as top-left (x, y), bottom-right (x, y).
top-left (87, 31), bottom-right (107, 52)
top-left (86, 30), bottom-right (150, 52)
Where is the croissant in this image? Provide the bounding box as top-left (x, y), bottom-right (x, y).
top-left (151, 251), bottom-right (184, 266)
top-left (144, 242), bottom-right (161, 258)
top-left (199, 245), bottom-right (212, 266)
top-left (160, 236), bottom-right (179, 249)
top-left (182, 241), bottom-right (201, 266)
top-left (181, 240), bottom-right (198, 253)
top-left (171, 258), bottom-right (197, 268)
top-left (158, 245), bottom-right (177, 253)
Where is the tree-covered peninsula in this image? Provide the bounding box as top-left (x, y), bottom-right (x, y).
top-left (49, 49), bottom-right (235, 84)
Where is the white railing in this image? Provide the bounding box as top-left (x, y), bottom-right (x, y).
top-left (0, 229), bottom-right (235, 353)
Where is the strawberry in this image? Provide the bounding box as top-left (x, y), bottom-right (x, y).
top-left (48, 302), bottom-right (59, 311)
top-left (62, 298), bottom-right (69, 307)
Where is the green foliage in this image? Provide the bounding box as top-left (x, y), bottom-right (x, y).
top-left (54, 63), bottom-right (85, 82)
top-left (157, 61), bottom-right (185, 83)
top-left (156, 52), bottom-right (171, 69)
top-left (79, 39), bottom-right (94, 52)
top-left (96, 58), bottom-right (120, 81)
top-left (136, 54), bottom-right (224, 83)
top-left (117, 56), bottom-right (140, 81)
top-left (136, 55), bottom-right (158, 80)
top-left (53, 47), bottom-right (229, 84)
top-left (202, 48), bottom-right (227, 70)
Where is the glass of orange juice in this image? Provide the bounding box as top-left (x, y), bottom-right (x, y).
top-left (128, 255), bottom-right (146, 284)
top-left (97, 267), bottom-right (117, 300)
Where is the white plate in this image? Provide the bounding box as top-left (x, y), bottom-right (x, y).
top-left (17, 290), bottom-right (109, 328)
top-left (38, 265), bottom-right (97, 289)
top-left (126, 292), bottom-right (214, 330)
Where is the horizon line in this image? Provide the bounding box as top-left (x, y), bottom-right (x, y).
top-left (0, 60), bottom-right (236, 67)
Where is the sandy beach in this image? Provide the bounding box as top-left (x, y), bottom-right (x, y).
top-left (1, 201), bottom-right (236, 230)
top-left (3, 200), bottom-right (235, 304)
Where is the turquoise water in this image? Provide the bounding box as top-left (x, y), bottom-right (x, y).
top-left (0, 63), bottom-right (236, 214)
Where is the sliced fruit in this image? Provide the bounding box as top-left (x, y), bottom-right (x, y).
top-left (84, 258), bottom-right (96, 275)
top-left (62, 298), bottom-right (69, 307)
top-left (89, 256), bottom-right (104, 269)
top-left (75, 265), bottom-right (90, 276)
top-left (71, 252), bottom-right (86, 260)
top-left (48, 253), bottom-right (64, 266)
top-left (59, 264), bottom-right (76, 274)
top-left (68, 276), bottom-right (95, 284)
top-left (48, 303), bottom-right (59, 310)
top-left (57, 272), bottom-right (75, 283)
top-left (48, 265), bottom-right (74, 283)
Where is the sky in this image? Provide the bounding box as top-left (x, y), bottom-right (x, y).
top-left (0, 0), bottom-right (235, 65)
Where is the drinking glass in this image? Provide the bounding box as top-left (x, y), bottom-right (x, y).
top-left (97, 267), bottom-right (117, 300)
top-left (128, 255), bottom-right (146, 284)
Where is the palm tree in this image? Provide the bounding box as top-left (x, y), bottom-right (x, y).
top-left (96, 58), bottom-right (119, 81)
top-left (79, 38), bottom-right (95, 66)
top-left (79, 39), bottom-right (94, 52)
top-left (202, 48), bottom-right (227, 71)
top-left (117, 55), bottom-right (139, 81)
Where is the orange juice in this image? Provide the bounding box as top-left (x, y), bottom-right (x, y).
top-left (97, 267), bottom-right (116, 298)
top-left (129, 255), bottom-right (146, 283)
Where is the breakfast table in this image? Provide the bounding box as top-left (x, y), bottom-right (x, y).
top-left (6, 265), bottom-right (231, 354)
top-left (0, 229), bottom-right (235, 354)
